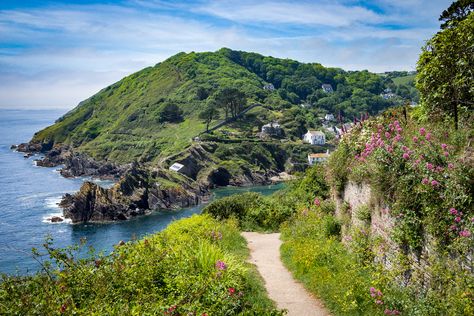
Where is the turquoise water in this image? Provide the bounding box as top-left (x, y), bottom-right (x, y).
top-left (0, 109), bottom-right (284, 275)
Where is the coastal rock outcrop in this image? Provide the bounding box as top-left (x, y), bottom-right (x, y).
top-left (60, 165), bottom-right (203, 223)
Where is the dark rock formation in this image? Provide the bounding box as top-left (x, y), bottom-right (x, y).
top-left (50, 216), bottom-right (63, 223)
top-left (60, 165), bottom-right (203, 223)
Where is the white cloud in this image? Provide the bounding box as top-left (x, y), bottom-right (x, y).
top-left (198, 0), bottom-right (383, 27)
top-left (0, 1), bottom-right (448, 109)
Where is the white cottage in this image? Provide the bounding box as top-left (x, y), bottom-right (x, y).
top-left (308, 150), bottom-right (330, 165)
top-left (303, 130), bottom-right (326, 145)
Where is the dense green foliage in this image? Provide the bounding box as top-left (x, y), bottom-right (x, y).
top-left (439, 0), bottom-right (474, 29)
top-left (281, 209), bottom-right (474, 316)
top-left (31, 49), bottom-right (397, 164)
top-left (417, 12), bottom-right (474, 129)
top-left (328, 107), bottom-right (473, 249)
top-left (204, 165), bottom-right (329, 231)
top-left (0, 215), bottom-right (282, 315)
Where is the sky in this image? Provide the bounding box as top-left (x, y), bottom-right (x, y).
top-left (0, 0), bottom-right (452, 109)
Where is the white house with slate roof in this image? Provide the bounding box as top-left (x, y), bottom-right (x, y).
top-left (303, 130), bottom-right (326, 145)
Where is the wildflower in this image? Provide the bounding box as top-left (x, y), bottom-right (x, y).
top-left (454, 217), bottom-right (461, 223)
top-left (60, 304), bottom-right (67, 313)
top-left (448, 163), bottom-right (454, 170)
top-left (431, 180), bottom-right (440, 187)
top-left (426, 163), bottom-right (434, 171)
top-left (422, 178), bottom-right (429, 185)
top-left (450, 225), bottom-right (458, 231)
top-left (385, 132), bottom-right (391, 139)
top-left (449, 208), bottom-right (458, 215)
top-left (402, 153), bottom-right (410, 160)
top-left (441, 143), bottom-right (448, 150)
top-left (402, 146), bottom-right (409, 152)
top-left (419, 127), bottom-right (426, 135)
top-left (413, 136), bottom-right (418, 143)
top-left (376, 300), bottom-right (384, 305)
top-left (215, 260), bottom-right (227, 271)
top-left (459, 230), bottom-right (471, 237)
top-left (228, 287), bottom-right (236, 295)
top-left (444, 151), bottom-right (449, 157)
top-left (471, 217), bottom-right (474, 223)
top-left (314, 198), bottom-right (320, 206)
top-left (425, 133), bottom-right (432, 141)
top-left (394, 134), bottom-right (402, 142)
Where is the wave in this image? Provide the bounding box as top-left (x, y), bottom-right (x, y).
top-left (41, 211), bottom-right (71, 224)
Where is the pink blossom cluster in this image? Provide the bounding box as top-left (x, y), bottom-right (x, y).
top-left (215, 260), bottom-right (227, 271)
top-left (448, 208), bottom-right (471, 237)
top-left (370, 287), bottom-right (384, 305)
top-left (385, 309), bottom-right (401, 315)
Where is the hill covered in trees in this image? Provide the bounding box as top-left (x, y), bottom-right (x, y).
top-left (29, 48), bottom-right (402, 164)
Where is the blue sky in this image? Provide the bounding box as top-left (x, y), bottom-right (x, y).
top-left (0, 0), bottom-right (451, 109)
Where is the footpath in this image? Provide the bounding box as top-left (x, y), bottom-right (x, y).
top-left (241, 232), bottom-right (331, 316)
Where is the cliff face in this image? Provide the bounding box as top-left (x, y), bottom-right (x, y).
top-left (60, 166), bottom-right (201, 223)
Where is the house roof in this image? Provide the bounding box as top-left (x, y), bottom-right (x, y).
top-left (263, 122), bottom-right (281, 128)
top-left (169, 162), bottom-right (184, 172)
top-left (306, 130), bottom-right (325, 136)
top-left (321, 84), bottom-right (333, 90)
top-left (308, 153), bottom-right (329, 158)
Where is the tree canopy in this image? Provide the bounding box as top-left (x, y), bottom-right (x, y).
top-left (417, 10), bottom-right (474, 128)
top-left (439, 0), bottom-right (474, 29)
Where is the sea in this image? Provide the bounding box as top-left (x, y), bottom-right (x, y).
top-left (0, 109), bottom-right (284, 275)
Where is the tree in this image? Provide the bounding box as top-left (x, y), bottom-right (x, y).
top-left (417, 11), bottom-right (474, 129)
top-left (439, 0), bottom-right (474, 29)
top-left (214, 88), bottom-right (247, 119)
top-left (199, 102), bottom-right (220, 132)
top-left (158, 103), bottom-right (183, 123)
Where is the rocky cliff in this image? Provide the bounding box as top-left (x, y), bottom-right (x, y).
top-left (60, 165), bottom-right (203, 223)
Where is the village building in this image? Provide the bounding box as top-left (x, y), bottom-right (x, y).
top-left (263, 83), bottom-right (275, 91)
top-left (303, 130), bottom-right (325, 145)
top-left (308, 150), bottom-right (330, 165)
top-left (261, 122), bottom-right (283, 137)
top-left (169, 162), bottom-right (184, 172)
top-left (321, 84), bottom-right (333, 93)
top-left (324, 113), bottom-right (335, 121)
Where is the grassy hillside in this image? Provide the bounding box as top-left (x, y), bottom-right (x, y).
top-left (32, 48), bottom-right (396, 164)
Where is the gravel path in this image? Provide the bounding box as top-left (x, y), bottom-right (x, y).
top-left (242, 232), bottom-right (331, 316)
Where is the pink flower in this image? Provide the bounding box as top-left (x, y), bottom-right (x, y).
top-left (419, 127), bottom-right (426, 135)
top-left (402, 153), bottom-right (410, 159)
top-left (314, 198), bottom-right (320, 206)
top-left (459, 230), bottom-right (471, 237)
top-left (215, 260), bottom-right (227, 270)
top-left (402, 146), bottom-right (409, 152)
top-left (413, 136), bottom-right (418, 143)
top-left (448, 163), bottom-right (454, 170)
top-left (449, 208), bottom-right (458, 215)
top-left (422, 178), bottom-right (429, 185)
top-left (426, 163), bottom-right (434, 171)
top-left (425, 133), bottom-right (432, 141)
top-left (450, 225), bottom-right (458, 231)
top-left (376, 300), bottom-right (384, 305)
top-left (431, 180), bottom-right (440, 187)
top-left (385, 132), bottom-right (391, 139)
top-left (228, 287), bottom-right (236, 295)
top-left (454, 216), bottom-right (461, 223)
top-left (441, 143), bottom-right (448, 150)
top-left (394, 134), bottom-right (402, 142)
top-left (444, 151), bottom-right (449, 157)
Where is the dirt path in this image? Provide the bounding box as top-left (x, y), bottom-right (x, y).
top-left (242, 232), bottom-right (331, 316)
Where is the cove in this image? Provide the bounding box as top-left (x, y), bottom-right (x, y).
top-left (0, 109), bottom-right (285, 275)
